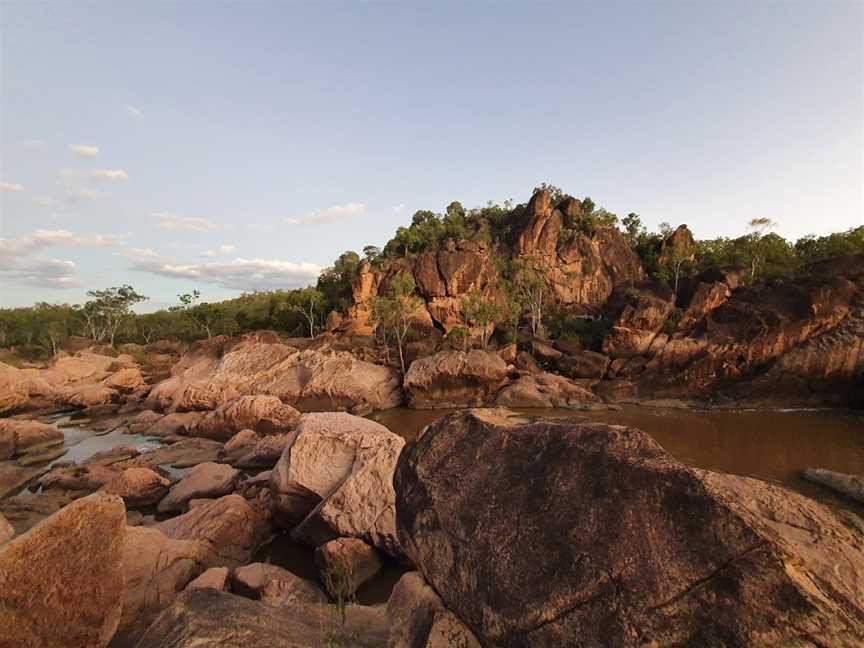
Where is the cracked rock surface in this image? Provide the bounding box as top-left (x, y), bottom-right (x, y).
top-left (394, 408), bottom-right (864, 647)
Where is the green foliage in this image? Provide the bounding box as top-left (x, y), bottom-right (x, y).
top-left (461, 290), bottom-right (501, 349)
top-left (371, 272), bottom-right (420, 373)
top-left (545, 308), bottom-right (609, 351)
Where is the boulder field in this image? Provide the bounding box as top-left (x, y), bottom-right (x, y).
top-left (0, 408), bottom-right (863, 646)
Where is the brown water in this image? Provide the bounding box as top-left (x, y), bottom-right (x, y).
top-left (371, 405), bottom-right (864, 506)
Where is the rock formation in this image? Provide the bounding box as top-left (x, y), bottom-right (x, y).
top-left (0, 493), bottom-right (126, 648)
top-left (395, 409), bottom-right (864, 647)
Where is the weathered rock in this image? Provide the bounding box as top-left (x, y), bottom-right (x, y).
top-left (0, 512), bottom-right (13, 544)
top-left (494, 372), bottom-right (601, 409)
top-left (0, 426), bottom-right (14, 461)
top-left (38, 463), bottom-right (119, 492)
top-left (147, 337), bottom-right (402, 414)
top-left (531, 340), bottom-right (562, 364)
top-left (315, 537), bottom-right (383, 598)
top-left (603, 281), bottom-right (675, 357)
top-left (103, 366), bottom-right (146, 392)
top-left (185, 566), bottom-right (230, 592)
top-left (498, 343), bottom-right (517, 364)
top-left (123, 437), bottom-right (223, 470)
top-left (395, 409), bottom-right (864, 647)
top-left (0, 493), bottom-right (125, 648)
top-left (233, 562), bottom-right (328, 604)
top-left (514, 350), bottom-right (541, 373)
top-left (158, 462), bottom-right (241, 512)
top-left (138, 411), bottom-right (203, 437)
top-left (222, 429), bottom-right (291, 468)
top-left (84, 444), bottom-right (140, 466)
top-left (101, 466), bottom-right (170, 507)
top-left (803, 468), bottom-right (864, 504)
top-left (0, 362), bottom-right (29, 415)
top-left (404, 350), bottom-right (509, 408)
top-left (191, 395), bottom-right (301, 440)
top-left (658, 223), bottom-right (697, 268)
top-left (119, 525), bottom-right (219, 642)
top-left (135, 588), bottom-right (390, 648)
top-left (425, 611), bottom-right (482, 648)
top-left (556, 349), bottom-right (610, 379)
top-left (155, 494), bottom-right (271, 564)
top-left (0, 463), bottom-right (50, 499)
top-left (271, 412), bottom-right (405, 558)
top-left (0, 419), bottom-right (64, 457)
top-left (677, 280), bottom-right (732, 332)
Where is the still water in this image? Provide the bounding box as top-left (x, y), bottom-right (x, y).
top-left (371, 405), bottom-right (864, 505)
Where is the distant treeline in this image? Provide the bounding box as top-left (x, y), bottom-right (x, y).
top-left (1, 185), bottom-right (861, 359)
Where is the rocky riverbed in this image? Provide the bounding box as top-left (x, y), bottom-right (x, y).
top-left (0, 330), bottom-right (862, 647)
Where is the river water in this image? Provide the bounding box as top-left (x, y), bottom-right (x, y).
top-left (371, 405), bottom-right (864, 507)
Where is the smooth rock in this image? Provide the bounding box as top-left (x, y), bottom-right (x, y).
top-left (233, 562), bottom-right (328, 605)
top-left (403, 350), bottom-right (508, 408)
top-left (101, 466), bottom-right (170, 508)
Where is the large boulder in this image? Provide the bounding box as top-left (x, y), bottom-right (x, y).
top-left (100, 466), bottom-right (171, 507)
top-left (155, 494), bottom-right (271, 565)
top-left (191, 395), bottom-right (301, 441)
top-left (315, 537), bottom-right (383, 598)
top-left (0, 419), bottom-right (64, 458)
top-left (233, 562), bottom-right (328, 605)
top-left (222, 429), bottom-right (292, 468)
top-left (270, 412), bottom-right (405, 559)
top-left (119, 525), bottom-right (220, 642)
top-left (395, 409), bottom-right (864, 647)
top-left (0, 493), bottom-right (126, 648)
top-left (134, 588), bottom-right (390, 648)
top-left (404, 350), bottom-right (509, 408)
top-left (494, 372), bottom-right (601, 409)
top-left (0, 362), bottom-right (29, 415)
top-left (157, 462), bottom-right (241, 512)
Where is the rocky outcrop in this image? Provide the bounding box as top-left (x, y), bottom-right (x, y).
top-left (602, 281), bottom-right (675, 357)
top-left (0, 512), bottom-right (13, 544)
top-left (270, 412), bottom-right (405, 559)
top-left (404, 350), bottom-right (509, 408)
top-left (146, 336), bottom-right (402, 415)
top-left (632, 274), bottom-right (862, 403)
top-left (395, 409), bottom-right (864, 647)
top-left (0, 493), bottom-right (126, 648)
top-left (135, 588), bottom-right (390, 648)
top-left (659, 223), bottom-right (697, 267)
top-left (514, 192), bottom-right (644, 305)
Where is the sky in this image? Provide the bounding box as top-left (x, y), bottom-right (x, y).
top-left (1, 1), bottom-right (862, 311)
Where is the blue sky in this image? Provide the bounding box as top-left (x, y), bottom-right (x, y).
top-left (1, 1), bottom-right (862, 310)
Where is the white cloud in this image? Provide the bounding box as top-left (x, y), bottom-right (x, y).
top-left (131, 256), bottom-right (321, 291)
top-left (285, 202), bottom-right (366, 225)
top-left (70, 144), bottom-right (100, 158)
top-left (32, 196), bottom-right (58, 208)
top-left (199, 244), bottom-right (237, 258)
top-left (0, 229), bottom-right (124, 289)
top-left (66, 186), bottom-right (107, 201)
top-left (393, 203), bottom-right (406, 213)
top-left (61, 169), bottom-right (129, 183)
top-left (155, 212), bottom-right (222, 232)
top-left (126, 105), bottom-right (143, 118)
top-left (1, 182), bottom-right (24, 192)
